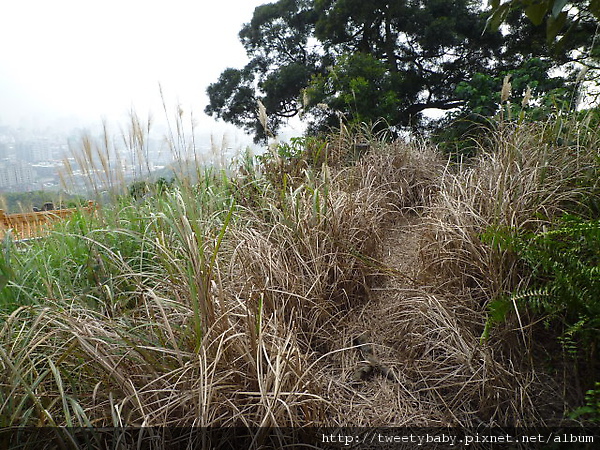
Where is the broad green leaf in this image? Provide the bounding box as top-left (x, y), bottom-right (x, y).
top-left (547, 11), bottom-right (568, 42)
top-left (525, 2), bottom-right (549, 26)
top-left (551, 0), bottom-right (569, 17)
top-left (487, 3), bottom-right (511, 31)
top-left (590, 0), bottom-right (600, 20)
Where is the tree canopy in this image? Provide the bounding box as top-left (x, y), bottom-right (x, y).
top-left (488, 0), bottom-right (599, 41)
top-left (206, 0), bottom-right (597, 142)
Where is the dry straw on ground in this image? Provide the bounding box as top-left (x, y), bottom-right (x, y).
top-left (1, 118), bottom-right (596, 437)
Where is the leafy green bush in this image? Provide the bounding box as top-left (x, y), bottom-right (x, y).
top-left (571, 382), bottom-right (600, 423)
top-left (128, 176), bottom-right (175, 200)
top-left (483, 215), bottom-right (600, 349)
top-left (482, 214), bottom-right (600, 422)
top-left (0, 191), bottom-right (87, 214)
top-left (517, 215), bottom-right (599, 341)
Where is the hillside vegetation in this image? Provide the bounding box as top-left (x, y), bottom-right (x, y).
top-left (0, 109), bottom-right (598, 447)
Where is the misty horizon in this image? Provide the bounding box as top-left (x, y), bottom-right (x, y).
top-left (1, 0), bottom-right (268, 136)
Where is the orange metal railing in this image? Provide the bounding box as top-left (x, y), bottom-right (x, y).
top-left (0, 201), bottom-right (96, 241)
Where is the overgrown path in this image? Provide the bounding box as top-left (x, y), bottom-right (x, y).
top-left (319, 210), bottom-right (556, 427)
top-left (2, 126), bottom-right (590, 433)
top-left (330, 212), bottom-right (430, 426)
top-left (319, 211), bottom-right (441, 426)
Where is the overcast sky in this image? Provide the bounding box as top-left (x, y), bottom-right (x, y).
top-left (0, 0), bottom-right (269, 134)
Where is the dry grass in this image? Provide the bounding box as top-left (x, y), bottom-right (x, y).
top-left (320, 289), bottom-right (540, 427)
top-left (420, 121), bottom-right (599, 302)
top-left (1, 115), bottom-right (597, 440)
top-left (1, 121), bottom-right (441, 433)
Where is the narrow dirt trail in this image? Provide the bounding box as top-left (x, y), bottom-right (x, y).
top-left (317, 209), bottom-right (564, 427)
top-left (319, 211), bottom-right (458, 426)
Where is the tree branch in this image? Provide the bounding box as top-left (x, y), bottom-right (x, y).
top-left (404, 100), bottom-right (465, 116)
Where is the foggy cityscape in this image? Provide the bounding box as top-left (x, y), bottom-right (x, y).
top-left (0, 0), bottom-right (267, 195)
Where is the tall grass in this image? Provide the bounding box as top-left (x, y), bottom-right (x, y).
top-left (1, 108), bottom-right (598, 437)
top-left (0, 108), bottom-right (441, 435)
top-left (420, 120), bottom-right (600, 302)
top-left (416, 118), bottom-right (600, 424)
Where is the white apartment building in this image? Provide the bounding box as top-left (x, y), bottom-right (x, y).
top-left (0, 160), bottom-right (36, 189)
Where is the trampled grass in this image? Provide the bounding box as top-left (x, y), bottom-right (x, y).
top-left (0, 114), bottom-right (598, 438)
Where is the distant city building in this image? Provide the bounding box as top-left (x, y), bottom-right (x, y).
top-left (0, 132), bottom-right (16, 159)
top-left (17, 138), bottom-right (54, 162)
top-left (0, 160), bottom-right (37, 190)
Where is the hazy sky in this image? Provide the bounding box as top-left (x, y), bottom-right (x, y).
top-left (0, 0), bottom-right (268, 133)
